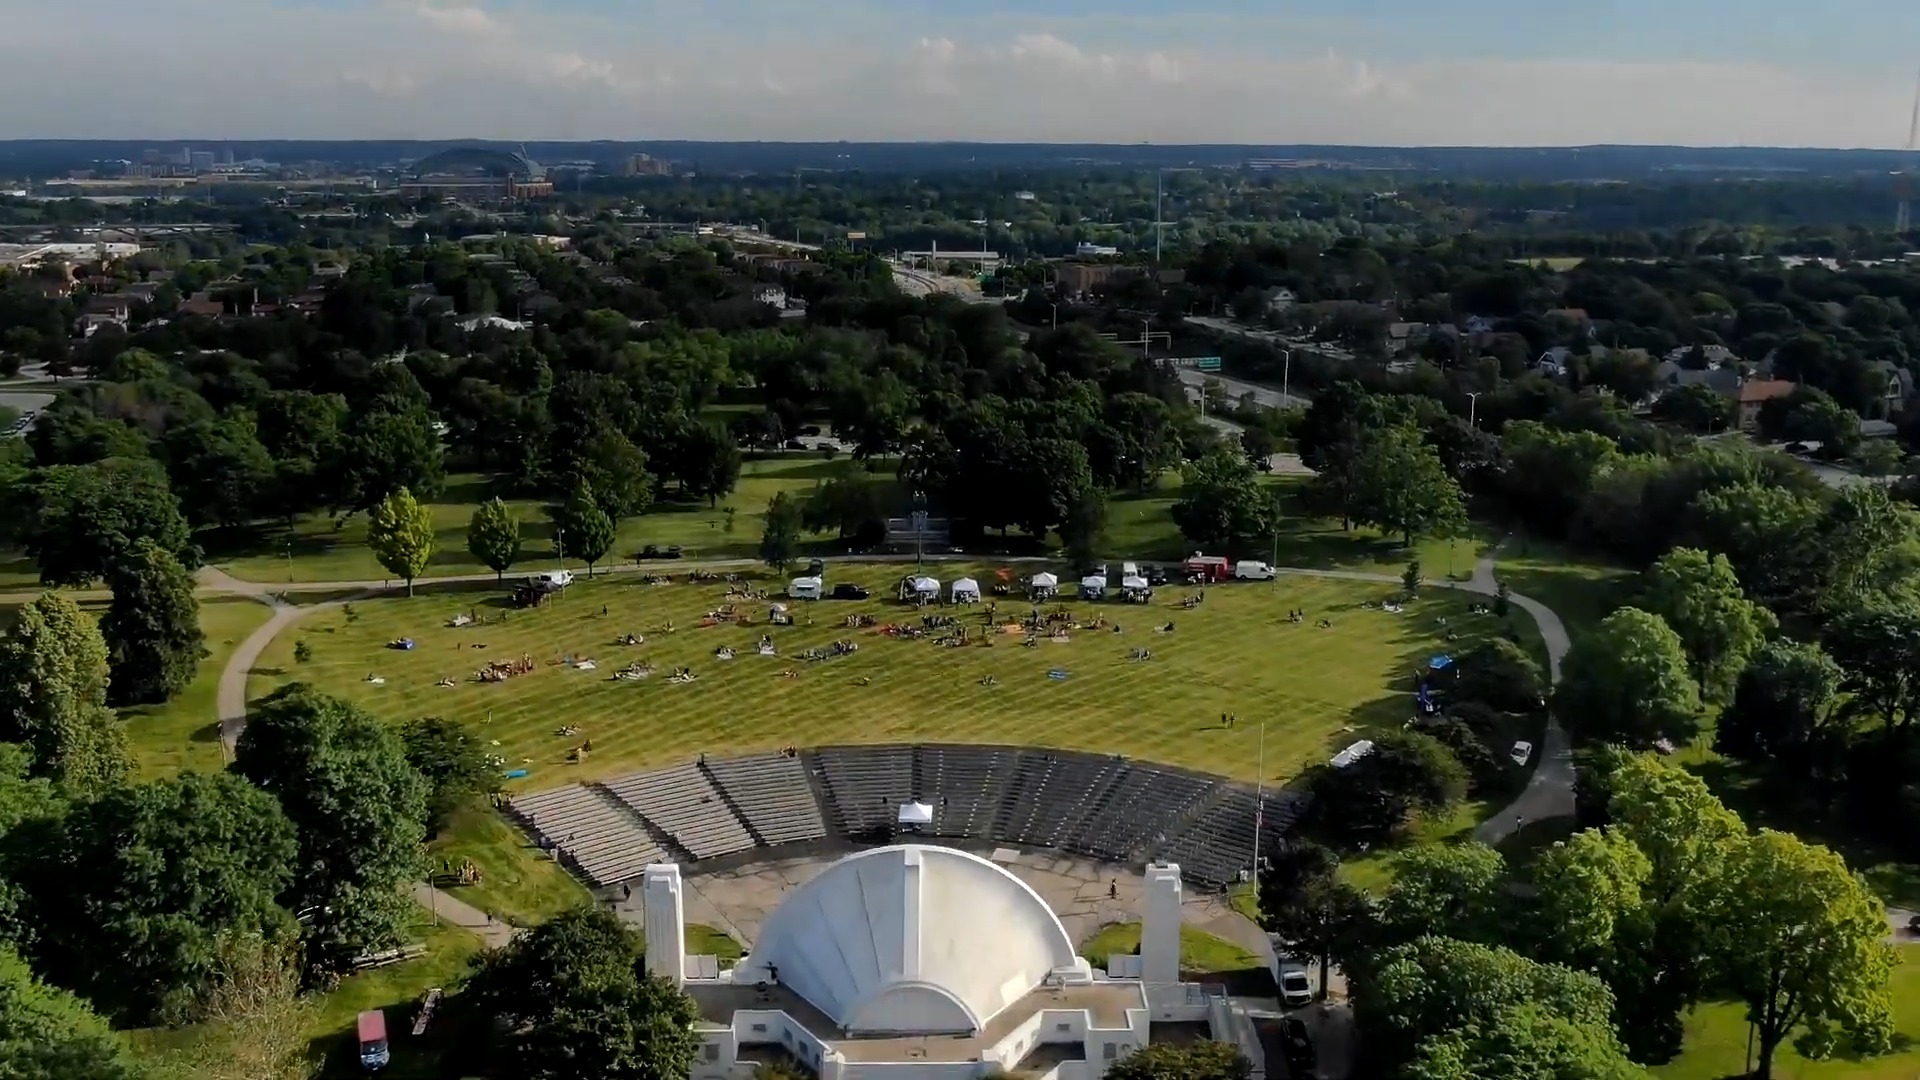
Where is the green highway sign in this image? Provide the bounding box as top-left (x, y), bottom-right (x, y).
top-left (1163, 356), bottom-right (1223, 372)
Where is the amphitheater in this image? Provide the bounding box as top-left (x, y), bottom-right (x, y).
top-left (507, 744), bottom-right (1307, 895)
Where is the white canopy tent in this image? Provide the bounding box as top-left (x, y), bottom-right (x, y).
top-left (1121, 575), bottom-right (1150, 591)
top-left (1029, 572), bottom-right (1059, 589)
top-left (1078, 574), bottom-right (1106, 598)
top-left (951, 577), bottom-right (981, 602)
top-left (897, 801), bottom-right (934, 826)
top-left (909, 575), bottom-right (941, 597)
top-left (788, 576), bottom-right (823, 600)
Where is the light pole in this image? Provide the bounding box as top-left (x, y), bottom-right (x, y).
top-left (1282, 347), bottom-right (1293, 406)
top-left (1466, 391), bottom-right (1482, 429)
top-left (1049, 302), bottom-right (1058, 329)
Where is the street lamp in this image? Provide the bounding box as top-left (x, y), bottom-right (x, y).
top-left (1466, 391), bottom-right (1483, 429)
top-left (1049, 302), bottom-right (1059, 329)
top-left (1281, 347), bottom-right (1293, 406)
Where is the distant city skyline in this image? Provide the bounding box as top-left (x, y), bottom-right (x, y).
top-left (6, 0), bottom-right (1920, 148)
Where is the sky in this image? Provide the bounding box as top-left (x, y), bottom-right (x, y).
top-left (5, 0), bottom-right (1920, 147)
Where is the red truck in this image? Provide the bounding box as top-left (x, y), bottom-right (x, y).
top-left (357, 1009), bottom-right (390, 1071)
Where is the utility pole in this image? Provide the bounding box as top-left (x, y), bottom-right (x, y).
top-left (1155, 169), bottom-right (1164, 265)
top-left (1282, 347), bottom-right (1293, 406)
top-left (1466, 391), bottom-right (1482, 429)
top-left (1250, 720), bottom-right (1268, 889)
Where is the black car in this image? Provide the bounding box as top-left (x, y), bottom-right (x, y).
top-left (830, 583), bottom-right (870, 601)
top-left (1280, 1016), bottom-right (1317, 1074)
top-left (638, 544), bottom-right (684, 560)
top-left (1145, 564), bottom-right (1170, 586)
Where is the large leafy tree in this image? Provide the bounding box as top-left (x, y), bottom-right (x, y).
top-left (100, 539), bottom-right (204, 707)
top-left (22, 457), bottom-right (194, 587)
top-left (1639, 546), bottom-right (1777, 703)
top-left (466, 497), bottom-right (522, 581)
top-left (0, 945), bottom-right (142, 1080)
top-left (401, 716), bottom-right (501, 836)
top-left (463, 906), bottom-right (702, 1080)
top-left (1715, 639), bottom-right (1847, 770)
top-left (759, 491), bottom-right (803, 573)
top-left (162, 416), bottom-right (276, 529)
top-left (668, 421), bottom-right (741, 508)
top-left (1306, 730), bottom-right (1467, 841)
top-left (1376, 843), bottom-right (1507, 949)
top-left (1716, 830), bottom-right (1896, 1080)
top-left (337, 402), bottom-right (445, 512)
top-left (1449, 638), bottom-right (1545, 713)
top-left (254, 389), bottom-right (348, 520)
top-left (573, 429), bottom-right (655, 521)
top-left (1407, 1002), bottom-right (1651, 1080)
top-left (233, 685), bottom-right (428, 974)
top-left (1553, 607), bottom-right (1701, 747)
top-left (549, 479), bottom-right (615, 576)
top-left (1363, 936), bottom-right (1620, 1075)
top-left (0, 594), bottom-right (128, 796)
top-left (1171, 445), bottom-right (1276, 555)
top-left (1105, 1041), bottom-right (1251, 1080)
top-left (1822, 601), bottom-right (1920, 741)
top-left (1347, 423), bottom-right (1467, 546)
top-left (34, 771), bottom-right (297, 1024)
top-left (366, 486), bottom-right (435, 596)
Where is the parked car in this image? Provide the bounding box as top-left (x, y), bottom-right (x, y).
top-left (1280, 1016), bottom-right (1317, 1074)
top-left (783, 438), bottom-right (807, 450)
top-left (1279, 964), bottom-right (1313, 1008)
top-left (830, 583), bottom-right (870, 601)
top-left (1234, 560), bottom-right (1277, 581)
top-left (639, 544), bottom-right (683, 560)
top-left (1144, 564), bottom-right (1170, 586)
top-left (529, 569), bottom-right (573, 591)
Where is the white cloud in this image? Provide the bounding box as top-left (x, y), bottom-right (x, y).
top-left (0, 1), bottom-right (1912, 148)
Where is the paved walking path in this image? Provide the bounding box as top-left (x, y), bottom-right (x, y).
top-left (410, 881), bottom-right (518, 949)
top-left (197, 544), bottom-right (1577, 933)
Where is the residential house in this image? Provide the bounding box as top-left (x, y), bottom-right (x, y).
top-left (1735, 378), bottom-right (1796, 432)
top-left (1265, 287), bottom-right (1297, 314)
top-left (752, 285), bottom-right (789, 309)
top-left (80, 294), bottom-right (131, 335)
top-left (177, 291), bottom-right (224, 318)
top-left (1387, 321), bottom-right (1429, 356)
top-left (1663, 343), bottom-right (1739, 368)
top-left (1654, 359), bottom-right (1742, 396)
top-left (1536, 346), bottom-right (1577, 377)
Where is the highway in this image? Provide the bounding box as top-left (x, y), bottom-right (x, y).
top-left (1176, 368), bottom-right (1310, 411)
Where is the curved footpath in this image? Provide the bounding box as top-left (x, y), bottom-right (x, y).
top-left (193, 545), bottom-right (1573, 943)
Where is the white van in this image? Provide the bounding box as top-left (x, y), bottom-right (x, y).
top-left (531, 569), bottom-right (574, 591)
top-left (1233, 560), bottom-right (1276, 581)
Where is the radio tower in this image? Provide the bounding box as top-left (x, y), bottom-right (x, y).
top-left (1897, 71), bottom-right (1920, 235)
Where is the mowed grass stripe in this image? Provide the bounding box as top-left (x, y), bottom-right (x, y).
top-left (247, 567), bottom-right (1538, 788)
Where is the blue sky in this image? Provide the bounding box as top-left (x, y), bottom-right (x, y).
top-left (5, 0), bottom-right (1918, 145)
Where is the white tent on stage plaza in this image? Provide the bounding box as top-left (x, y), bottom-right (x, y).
top-left (1121, 575), bottom-right (1151, 593)
top-left (909, 575), bottom-right (940, 599)
top-left (1078, 574), bottom-right (1106, 600)
top-left (788, 576), bottom-right (823, 600)
top-left (897, 801), bottom-right (934, 826)
top-left (951, 577), bottom-right (981, 603)
top-left (1029, 571), bottom-right (1059, 598)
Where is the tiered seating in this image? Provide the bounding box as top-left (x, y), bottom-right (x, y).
top-left (993, 750), bottom-right (1127, 850)
top-left (916, 745), bottom-right (1019, 838)
top-left (1075, 765), bottom-right (1218, 863)
top-left (814, 745), bottom-right (916, 834)
top-left (603, 765), bottom-right (756, 861)
top-left (1155, 788), bottom-right (1308, 887)
top-left (703, 754), bottom-right (828, 846)
top-left (509, 785), bottom-right (664, 887)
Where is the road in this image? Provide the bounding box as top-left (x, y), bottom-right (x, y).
top-left (1178, 368), bottom-right (1311, 412)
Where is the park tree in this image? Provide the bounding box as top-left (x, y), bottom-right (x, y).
top-left (1822, 601), bottom-right (1920, 740)
top-left (1363, 936), bottom-right (1621, 1075)
top-left (549, 479), bottom-right (615, 576)
top-left (1104, 1041), bottom-right (1251, 1080)
top-left (1715, 830), bottom-right (1896, 1080)
top-left (1172, 446), bottom-right (1276, 555)
top-left (336, 402), bottom-right (445, 511)
top-left (800, 464), bottom-right (887, 545)
top-left (1552, 607), bottom-right (1700, 747)
top-left (1449, 638), bottom-right (1545, 713)
top-left (466, 497), bottom-right (522, 581)
top-left (463, 906), bottom-right (702, 1080)
top-left (1650, 382), bottom-right (1735, 433)
top-left (0, 594), bottom-right (128, 796)
top-left (1258, 843), bottom-right (1371, 999)
top-left (139, 933), bottom-right (312, 1080)
top-left (760, 491), bottom-right (803, 573)
top-left (366, 486), bottom-right (435, 596)
top-left (574, 429), bottom-right (654, 520)
top-left (1306, 730), bottom-right (1467, 841)
top-left (1059, 491), bottom-right (1107, 569)
top-left (1715, 639), bottom-right (1847, 770)
top-left (99, 539), bottom-right (203, 707)
top-left (162, 416), bottom-right (276, 529)
top-left (1407, 1002), bottom-right (1651, 1080)
top-left (1377, 843), bottom-right (1507, 948)
top-left (671, 421), bottom-right (742, 508)
top-left (22, 457), bottom-right (194, 587)
top-left (255, 389), bottom-right (348, 520)
top-left (234, 685), bottom-right (429, 974)
top-left (1639, 547), bottom-right (1777, 703)
top-left (401, 716), bottom-right (501, 836)
top-left (0, 945), bottom-right (142, 1080)
top-left (1347, 424), bottom-right (1468, 546)
top-left (34, 771), bottom-right (298, 1024)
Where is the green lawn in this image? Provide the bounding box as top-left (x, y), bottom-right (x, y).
top-left (686, 924), bottom-right (744, 969)
top-left (310, 922), bottom-right (485, 1079)
top-left (1079, 922), bottom-right (1262, 974)
top-left (427, 804), bottom-right (590, 927)
top-left (121, 597), bottom-right (274, 778)
top-left (1654, 945), bottom-right (1920, 1080)
top-left (246, 565), bottom-right (1538, 790)
top-left (215, 456), bottom-right (877, 584)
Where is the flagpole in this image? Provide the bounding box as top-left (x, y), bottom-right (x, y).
top-left (1250, 720), bottom-right (1267, 890)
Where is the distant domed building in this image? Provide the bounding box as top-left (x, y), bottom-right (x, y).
top-left (650, 844), bottom-right (1247, 1080)
top-left (398, 146), bottom-right (553, 200)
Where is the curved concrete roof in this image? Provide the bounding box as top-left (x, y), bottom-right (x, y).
top-left (743, 844), bottom-right (1077, 1035)
top-left (410, 147), bottom-right (542, 179)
